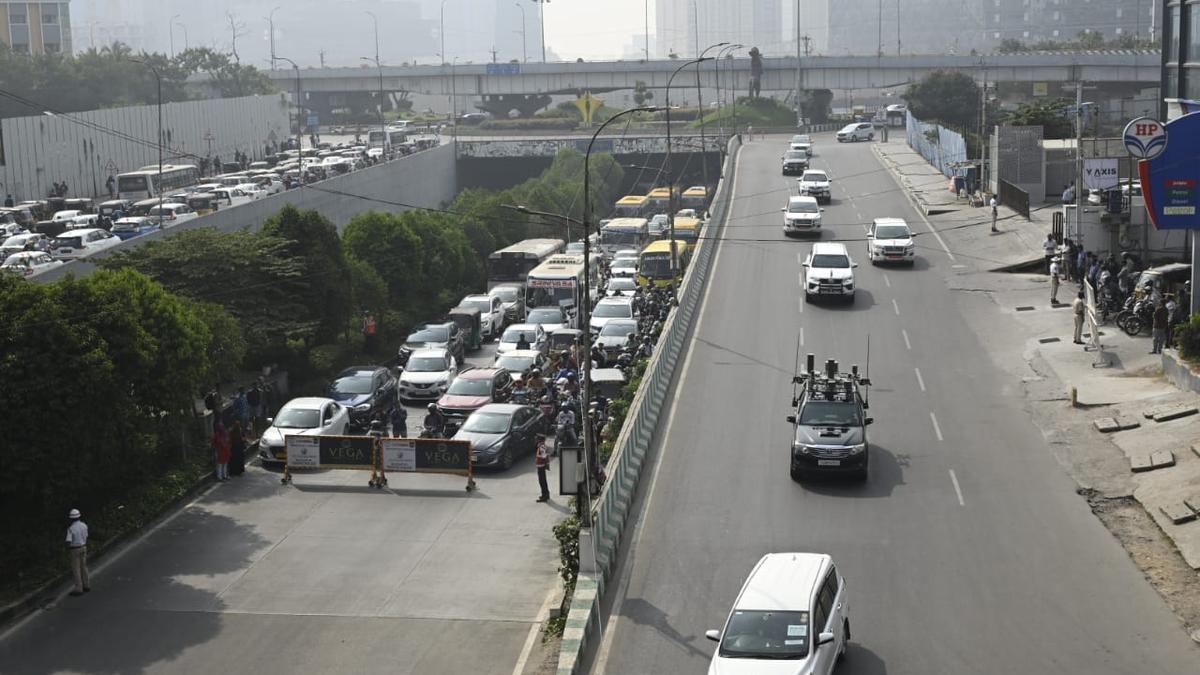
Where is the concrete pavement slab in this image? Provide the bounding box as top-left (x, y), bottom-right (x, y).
top-left (1162, 502), bottom-right (1198, 525)
top-left (1095, 417), bottom-right (1121, 433)
top-left (1151, 450), bottom-right (1178, 469)
top-left (1153, 405), bottom-right (1199, 422)
top-left (1131, 453), bottom-right (1156, 472)
top-left (1185, 495), bottom-right (1200, 514)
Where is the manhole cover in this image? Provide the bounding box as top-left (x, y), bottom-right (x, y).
top-left (1038, 337), bottom-right (1061, 344)
top-left (1016, 306), bottom-right (1036, 311)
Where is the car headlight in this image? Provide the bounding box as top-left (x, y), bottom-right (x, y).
top-left (793, 443), bottom-right (814, 455)
top-left (847, 443), bottom-right (866, 455)
top-left (354, 403), bottom-right (372, 411)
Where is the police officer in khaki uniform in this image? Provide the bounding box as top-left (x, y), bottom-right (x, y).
top-left (65, 509), bottom-right (90, 596)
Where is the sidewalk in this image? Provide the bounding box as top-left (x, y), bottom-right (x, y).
top-left (881, 133), bottom-right (1200, 587)
top-left (874, 138), bottom-right (1058, 272)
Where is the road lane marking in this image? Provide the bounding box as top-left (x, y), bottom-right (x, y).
top-left (798, 296), bottom-right (804, 314)
top-left (949, 469), bottom-right (966, 506)
top-left (800, 326), bottom-right (805, 346)
top-left (798, 251), bottom-right (805, 264)
top-left (892, 298), bottom-right (900, 315)
top-left (930, 412), bottom-right (944, 441)
top-left (595, 142), bottom-right (746, 673)
top-left (883, 273), bottom-right (891, 288)
top-left (511, 585), bottom-right (563, 675)
top-left (914, 367), bottom-right (926, 392)
top-left (902, 329), bottom-right (911, 350)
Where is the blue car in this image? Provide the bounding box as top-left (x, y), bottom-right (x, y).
top-left (111, 216), bottom-right (160, 241)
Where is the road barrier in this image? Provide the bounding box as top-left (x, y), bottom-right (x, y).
top-left (282, 435), bottom-right (475, 490)
top-left (380, 437), bottom-right (476, 491)
top-left (555, 134), bottom-right (742, 674)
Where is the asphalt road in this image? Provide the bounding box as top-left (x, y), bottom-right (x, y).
top-left (592, 134), bottom-right (1199, 673)
top-left (0, 340), bottom-right (567, 675)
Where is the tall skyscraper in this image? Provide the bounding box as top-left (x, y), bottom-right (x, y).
top-left (656, 0), bottom-right (783, 58)
top-left (1, 0), bottom-right (73, 55)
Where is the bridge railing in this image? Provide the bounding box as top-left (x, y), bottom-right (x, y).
top-left (555, 133), bottom-right (743, 675)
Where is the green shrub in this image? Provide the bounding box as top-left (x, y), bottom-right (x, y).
top-left (480, 118), bottom-right (578, 131)
top-left (1175, 313), bottom-right (1200, 361)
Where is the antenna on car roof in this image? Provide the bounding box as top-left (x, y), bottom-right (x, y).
top-left (790, 333), bottom-right (802, 407)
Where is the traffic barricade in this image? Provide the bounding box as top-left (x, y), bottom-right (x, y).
top-left (282, 435), bottom-right (382, 487)
top-left (379, 437), bottom-right (476, 491)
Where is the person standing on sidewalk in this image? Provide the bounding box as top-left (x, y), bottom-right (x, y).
top-left (389, 404), bottom-right (407, 438)
top-left (65, 509), bottom-right (90, 596)
top-left (1049, 257), bottom-right (1062, 304)
top-left (1152, 299), bottom-right (1170, 354)
top-left (990, 196), bottom-right (999, 232)
top-left (534, 435), bottom-right (551, 503)
top-left (1072, 291), bottom-right (1086, 344)
top-left (1043, 234), bottom-right (1058, 274)
top-left (213, 420), bottom-right (230, 481)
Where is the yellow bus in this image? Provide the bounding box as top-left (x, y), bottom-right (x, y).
top-left (669, 216), bottom-right (702, 252)
top-left (612, 195), bottom-right (650, 218)
top-left (637, 239), bottom-right (690, 287)
top-left (681, 186), bottom-right (708, 211)
top-left (646, 186), bottom-right (678, 213)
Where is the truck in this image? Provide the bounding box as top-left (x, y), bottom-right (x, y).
top-left (786, 353), bottom-right (873, 482)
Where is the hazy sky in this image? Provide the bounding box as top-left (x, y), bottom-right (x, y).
top-left (543, 0), bottom-right (650, 60)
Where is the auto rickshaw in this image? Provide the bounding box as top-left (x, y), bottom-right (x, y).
top-left (549, 328), bottom-right (583, 354)
top-left (590, 368), bottom-right (627, 400)
top-left (63, 198), bottom-right (94, 214)
top-left (1135, 263), bottom-right (1191, 299)
top-left (98, 199), bottom-right (132, 219)
top-left (443, 306), bottom-right (483, 352)
top-left (187, 193), bottom-right (221, 216)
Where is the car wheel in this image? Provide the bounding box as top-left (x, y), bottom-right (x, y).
top-left (790, 464), bottom-right (804, 482)
top-left (838, 619), bottom-right (850, 662)
top-left (847, 292), bottom-right (855, 305)
top-left (804, 292), bottom-right (812, 303)
top-left (500, 445), bottom-right (514, 470)
top-left (868, 133), bottom-right (875, 141)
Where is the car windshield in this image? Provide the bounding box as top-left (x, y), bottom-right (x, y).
top-left (331, 375), bottom-right (374, 395)
top-left (54, 236), bottom-right (83, 248)
top-left (600, 322), bottom-right (636, 337)
top-left (408, 326), bottom-right (450, 342)
top-left (810, 254), bottom-right (850, 269)
top-left (491, 287), bottom-right (519, 302)
top-left (447, 378), bottom-right (492, 396)
top-left (799, 401), bottom-right (862, 426)
top-left (495, 355), bottom-right (536, 371)
top-left (407, 356), bottom-right (448, 372)
top-left (874, 225), bottom-right (910, 239)
top-left (528, 309), bottom-right (563, 323)
top-left (719, 609), bottom-right (810, 659)
top-left (785, 151), bottom-right (806, 159)
top-left (502, 327), bottom-right (536, 343)
top-left (788, 201), bottom-right (819, 214)
top-left (593, 303), bottom-right (632, 318)
top-left (801, 172), bottom-right (827, 182)
top-left (462, 299), bottom-right (492, 313)
top-left (608, 278), bottom-right (636, 291)
top-left (461, 411), bottom-right (511, 434)
top-left (275, 407), bottom-right (321, 429)
top-left (795, 135), bottom-right (811, 143)
top-left (613, 252), bottom-right (637, 261)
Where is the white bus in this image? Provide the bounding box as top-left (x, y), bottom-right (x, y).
top-left (486, 238), bottom-right (566, 289)
top-left (599, 217), bottom-right (650, 255)
top-left (116, 164), bottom-right (201, 200)
top-left (525, 254), bottom-right (596, 326)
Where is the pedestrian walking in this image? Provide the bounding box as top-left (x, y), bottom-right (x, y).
top-left (389, 404), bottom-right (408, 437)
top-left (105, 175), bottom-right (116, 198)
top-left (1152, 299), bottom-right (1170, 354)
top-left (1072, 291), bottom-right (1086, 344)
top-left (5, 194), bottom-right (15, 207)
top-left (246, 382), bottom-right (262, 437)
top-left (213, 420), bottom-right (231, 481)
top-left (1049, 257), bottom-right (1061, 304)
top-left (534, 435), bottom-right (551, 503)
top-left (65, 509), bottom-right (90, 596)
top-left (233, 387), bottom-right (249, 432)
top-left (1076, 247), bottom-right (1088, 283)
top-left (1043, 234), bottom-right (1057, 275)
top-left (229, 421), bottom-right (247, 476)
top-left (989, 195), bottom-right (998, 232)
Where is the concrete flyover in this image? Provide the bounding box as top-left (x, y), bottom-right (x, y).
top-left (241, 51), bottom-right (1160, 99)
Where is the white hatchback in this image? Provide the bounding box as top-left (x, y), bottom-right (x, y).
top-left (2, 251), bottom-right (63, 277)
top-left (706, 553), bottom-right (850, 675)
top-left (52, 228), bottom-right (121, 260)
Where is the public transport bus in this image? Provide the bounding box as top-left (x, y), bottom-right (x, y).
top-left (367, 129), bottom-right (389, 150)
top-left (637, 239), bottom-right (690, 288)
top-left (116, 164), bottom-right (200, 200)
top-left (612, 195), bottom-right (649, 218)
top-left (486, 238), bottom-right (566, 289)
top-left (646, 187), bottom-right (678, 213)
top-left (524, 254), bottom-right (589, 325)
top-left (681, 186), bottom-right (708, 211)
top-left (599, 217), bottom-right (650, 255)
top-left (670, 216), bottom-right (702, 252)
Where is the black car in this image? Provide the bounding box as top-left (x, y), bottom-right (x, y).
top-left (399, 321), bottom-right (466, 365)
top-left (326, 365), bottom-right (397, 428)
top-left (781, 150), bottom-right (809, 176)
top-left (452, 403), bottom-right (544, 470)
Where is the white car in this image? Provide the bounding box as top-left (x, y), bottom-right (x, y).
top-left (256, 397), bottom-right (351, 464)
top-left (526, 306), bottom-right (569, 334)
top-left (398, 348), bottom-right (459, 401)
top-left (253, 175), bottom-right (285, 195)
top-left (605, 276), bottom-right (639, 297)
top-left (51, 209), bottom-right (83, 223)
top-left (69, 213), bottom-right (100, 229)
top-left (2, 251), bottom-right (64, 277)
top-left (590, 297), bottom-right (635, 334)
top-left (866, 217), bottom-right (915, 265)
top-left (836, 122), bottom-right (874, 142)
top-left (489, 284), bottom-right (525, 323)
top-left (790, 133), bottom-right (814, 156)
top-left (803, 242), bottom-right (857, 303)
top-left (648, 213), bottom-right (669, 236)
top-left (706, 553), bottom-right (849, 675)
top-left (798, 170), bottom-right (832, 204)
top-left (457, 293), bottom-right (506, 339)
top-left (782, 196), bottom-right (823, 236)
top-left (52, 228), bottom-right (121, 260)
top-left (147, 203), bottom-right (198, 226)
top-left (1, 233), bottom-right (50, 257)
top-left (234, 183), bottom-right (266, 200)
top-left (497, 323), bottom-right (547, 356)
top-left (611, 249), bottom-right (639, 264)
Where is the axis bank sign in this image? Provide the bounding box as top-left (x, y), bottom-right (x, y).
top-left (1083, 159), bottom-right (1119, 190)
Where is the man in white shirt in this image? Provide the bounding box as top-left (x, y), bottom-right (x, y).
top-left (990, 196), bottom-right (999, 232)
top-left (1049, 257), bottom-right (1062, 304)
top-left (65, 509), bottom-right (90, 596)
top-left (1043, 235), bottom-right (1058, 274)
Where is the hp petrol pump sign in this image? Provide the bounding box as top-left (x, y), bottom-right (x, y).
top-left (1123, 117), bottom-right (1167, 159)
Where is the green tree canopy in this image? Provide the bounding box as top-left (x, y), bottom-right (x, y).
top-left (260, 205), bottom-right (353, 343)
top-left (1002, 98), bottom-right (1074, 139)
top-left (903, 70), bottom-right (980, 131)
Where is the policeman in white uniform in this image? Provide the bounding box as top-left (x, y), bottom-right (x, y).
top-left (65, 508), bottom-right (90, 596)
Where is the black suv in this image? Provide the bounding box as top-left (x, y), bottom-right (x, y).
top-left (786, 359), bottom-right (873, 481)
top-left (327, 365), bottom-right (397, 428)
top-left (399, 321), bottom-right (466, 365)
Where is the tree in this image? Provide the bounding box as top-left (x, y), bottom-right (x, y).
top-left (997, 38), bottom-right (1027, 53)
top-left (903, 70), bottom-right (980, 130)
top-left (1002, 98), bottom-right (1075, 139)
top-left (260, 205), bottom-right (353, 343)
top-left (1076, 30), bottom-right (1104, 49)
top-left (174, 47), bottom-right (275, 98)
top-left (633, 81), bottom-right (654, 107)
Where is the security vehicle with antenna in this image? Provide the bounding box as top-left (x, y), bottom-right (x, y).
top-left (786, 352), bottom-right (873, 482)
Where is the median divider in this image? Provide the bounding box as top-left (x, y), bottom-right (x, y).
top-left (555, 134), bottom-right (742, 674)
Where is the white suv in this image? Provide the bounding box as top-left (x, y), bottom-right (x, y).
top-left (457, 293), bottom-right (506, 339)
top-left (782, 196), bottom-right (823, 236)
top-left (797, 170), bottom-right (832, 204)
top-left (836, 122), bottom-right (874, 143)
top-left (803, 242), bottom-right (857, 303)
top-left (706, 553), bottom-right (850, 674)
top-left (866, 217), bottom-right (915, 265)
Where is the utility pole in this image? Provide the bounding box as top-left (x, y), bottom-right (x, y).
top-left (1074, 79), bottom-right (1084, 241)
top-left (795, 0), bottom-right (803, 128)
top-left (896, 0), bottom-right (901, 56)
top-left (490, 46), bottom-right (499, 63)
top-left (267, 6), bottom-right (280, 71)
top-left (877, 0), bottom-right (884, 57)
top-left (319, 50), bottom-right (326, 67)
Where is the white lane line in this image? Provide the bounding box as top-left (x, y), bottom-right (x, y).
top-left (798, 251), bottom-right (805, 264)
top-left (892, 298), bottom-right (900, 316)
top-left (594, 142), bottom-right (745, 673)
top-left (511, 586), bottom-right (563, 675)
top-left (798, 296), bottom-right (804, 314)
top-left (949, 469), bottom-right (966, 506)
top-left (914, 367), bottom-right (926, 392)
top-left (883, 274), bottom-right (891, 288)
top-left (930, 412), bottom-right (944, 441)
top-left (800, 326), bottom-right (805, 346)
top-left (902, 329), bottom-right (912, 350)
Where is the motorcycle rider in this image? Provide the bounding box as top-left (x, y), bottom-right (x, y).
top-left (526, 368), bottom-right (547, 398)
top-left (389, 404), bottom-right (408, 437)
top-left (422, 403), bottom-right (445, 437)
top-left (590, 344), bottom-right (607, 368)
top-left (637, 335), bottom-right (654, 359)
top-left (555, 403), bottom-right (578, 447)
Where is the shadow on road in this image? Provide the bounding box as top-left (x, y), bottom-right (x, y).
top-left (619, 597), bottom-right (711, 661)
top-left (797, 444), bottom-right (908, 499)
top-left (842, 642), bottom-right (890, 674)
top-left (808, 288), bottom-right (877, 313)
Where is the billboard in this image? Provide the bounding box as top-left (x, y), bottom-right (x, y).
top-left (1138, 113), bottom-right (1200, 230)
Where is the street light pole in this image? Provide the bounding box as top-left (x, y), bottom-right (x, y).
top-left (277, 56), bottom-right (304, 184)
top-left (267, 6), bottom-right (280, 70)
top-left (715, 44), bottom-right (742, 145)
top-left (581, 105), bottom-right (659, 527)
top-left (666, 57), bottom-right (710, 272)
top-left (170, 14), bottom-right (179, 57)
top-left (128, 58), bottom-right (163, 226)
top-left (361, 56), bottom-right (386, 156)
top-left (440, 0), bottom-right (450, 66)
top-left (533, 0), bottom-right (548, 62)
top-left (176, 22), bottom-right (189, 51)
top-left (697, 43), bottom-right (728, 200)
top-left (515, 3), bottom-right (527, 63)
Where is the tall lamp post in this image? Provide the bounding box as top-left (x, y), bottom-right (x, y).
top-left (715, 44), bottom-right (742, 141)
top-left (440, 0), bottom-right (451, 65)
top-left (696, 42), bottom-right (728, 198)
top-left (532, 0), bottom-right (548, 62)
top-left (169, 14), bottom-right (180, 57)
top-left (665, 57), bottom-right (711, 271)
top-left (127, 57), bottom-right (163, 226)
top-left (277, 56), bottom-right (304, 184)
top-left (514, 3), bottom-right (527, 63)
top-left (361, 56), bottom-right (386, 156)
top-left (267, 6), bottom-right (280, 70)
top-left (176, 22), bottom-right (189, 51)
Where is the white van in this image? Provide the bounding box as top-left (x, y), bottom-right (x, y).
top-left (706, 553), bottom-right (850, 673)
top-left (147, 203), bottom-right (199, 226)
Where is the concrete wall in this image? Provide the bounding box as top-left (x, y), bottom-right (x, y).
top-left (38, 143), bottom-right (458, 282)
top-left (0, 94), bottom-right (290, 203)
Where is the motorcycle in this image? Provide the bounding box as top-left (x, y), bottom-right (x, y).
top-left (1118, 298), bottom-right (1154, 336)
